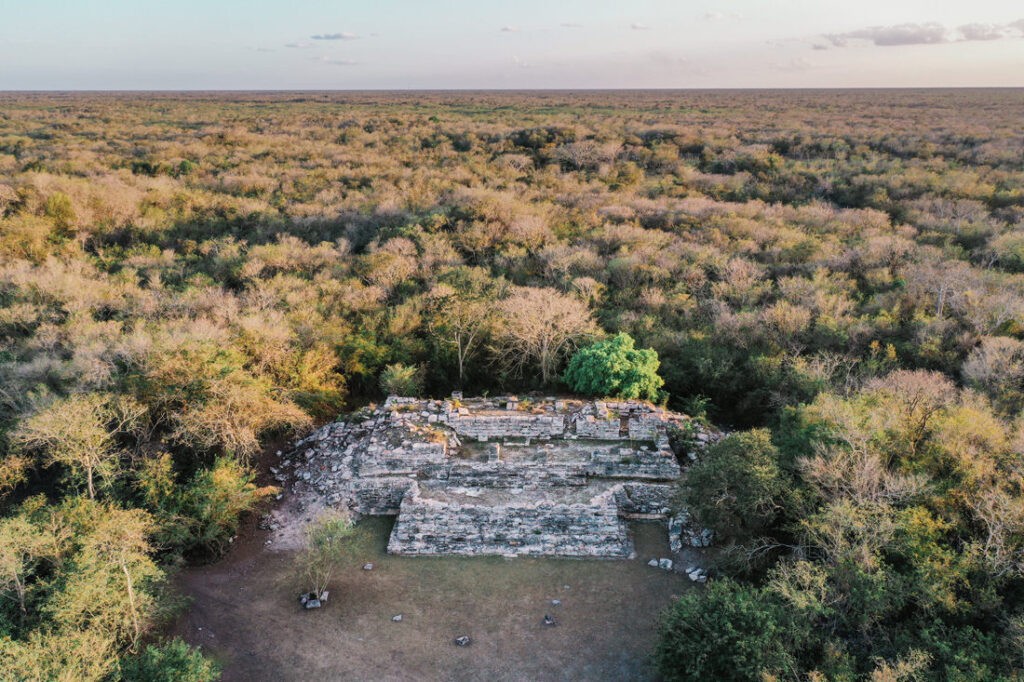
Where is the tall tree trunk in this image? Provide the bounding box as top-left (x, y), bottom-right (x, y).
top-left (120, 554), bottom-right (141, 649)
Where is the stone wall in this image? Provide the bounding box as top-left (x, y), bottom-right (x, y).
top-left (387, 484), bottom-right (631, 557)
top-left (584, 449), bottom-right (680, 481)
top-left (286, 395), bottom-right (712, 558)
top-left (349, 478), bottom-right (413, 515)
top-left (572, 414), bottom-right (625, 439)
top-left (357, 441), bottom-right (447, 477)
top-left (448, 413), bottom-right (566, 441)
top-left (614, 483), bottom-right (674, 517)
top-left (431, 462), bottom-right (588, 488)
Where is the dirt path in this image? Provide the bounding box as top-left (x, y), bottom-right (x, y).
top-left (173, 517), bottom-right (696, 681)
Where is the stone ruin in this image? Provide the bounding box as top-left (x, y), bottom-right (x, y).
top-left (287, 395), bottom-right (711, 558)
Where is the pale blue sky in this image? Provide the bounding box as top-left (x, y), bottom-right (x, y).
top-left (0, 0), bottom-right (1022, 88)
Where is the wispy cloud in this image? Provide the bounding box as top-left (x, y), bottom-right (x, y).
top-left (648, 51), bottom-right (710, 76)
top-left (630, 22), bottom-right (651, 31)
top-left (560, 22), bottom-right (583, 28)
top-left (254, 47), bottom-right (275, 53)
top-left (826, 19), bottom-right (1024, 47)
top-left (501, 25), bottom-right (518, 33)
top-left (703, 11), bottom-right (743, 21)
top-left (773, 56), bottom-right (816, 72)
top-left (957, 23), bottom-right (1009, 41)
top-left (826, 22), bottom-right (946, 47)
top-left (313, 56), bottom-right (360, 66)
top-left (285, 41), bottom-right (314, 49)
top-left (312, 32), bottom-right (359, 41)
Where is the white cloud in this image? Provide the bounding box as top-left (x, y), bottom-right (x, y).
top-left (957, 23), bottom-right (1007, 41)
top-left (285, 42), bottom-right (314, 49)
top-left (630, 23), bottom-right (650, 31)
top-left (311, 32), bottom-right (359, 41)
top-left (827, 22), bottom-right (947, 47)
top-left (826, 19), bottom-right (1024, 48)
top-left (313, 56), bottom-right (360, 66)
top-left (773, 56), bottom-right (816, 72)
top-left (703, 11), bottom-right (743, 21)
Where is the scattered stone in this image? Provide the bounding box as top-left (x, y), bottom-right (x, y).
top-left (542, 614), bottom-right (557, 627)
top-left (392, 614), bottom-right (403, 622)
top-left (320, 590), bottom-right (329, 602)
top-left (690, 528), bottom-right (714, 548)
top-left (454, 635), bottom-right (471, 647)
top-left (362, 563), bottom-right (374, 571)
top-left (300, 592), bottom-right (322, 609)
top-left (648, 558), bottom-right (659, 567)
top-left (658, 558), bottom-right (673, 570)
top-left (551, 599), bottom-right (561, 606)
top-left (668, 515), bottom-right (684, 553)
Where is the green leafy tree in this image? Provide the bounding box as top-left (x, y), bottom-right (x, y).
top-left (47, 499), bottom-right (161, 651)
top-left (120, 638), bottom-right (220, 682)
top-left (563, 333), bottom-right (665, 401)
top-left (680, 429), bottom-right (790, 541)
top-left (43, 192), bottom-right (75, 232)
top-left (655, 578), bottom-right (804, 681)
top-left (137, 454), bottom-right (276, 557)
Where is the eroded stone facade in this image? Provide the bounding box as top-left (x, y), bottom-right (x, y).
top-left (290, 396), bottom-right (703, 558)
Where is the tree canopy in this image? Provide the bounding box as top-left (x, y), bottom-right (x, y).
top-left (563, 333), bottom-right (665, 401)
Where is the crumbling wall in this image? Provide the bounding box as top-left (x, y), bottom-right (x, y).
top-left (387, 485), bottom-right (631, 557)
top-left (286, 395), bottom-right (707, 558)
top-left (448, 413), bottom-right (566, 441)
top-left (614, 483), bottom-right (674, 517)
top-left (573, 414), bottom-right (624, 439)
top-left (349, 479), bottom-right (413, 515)
top-left (584, 448), bottom-right (681, 480)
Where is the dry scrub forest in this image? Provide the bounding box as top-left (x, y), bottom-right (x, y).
top-left (2, 90), bottom-right (1024, 680)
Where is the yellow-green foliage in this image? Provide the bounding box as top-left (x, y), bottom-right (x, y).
top-left (0, 91), bottom-right (1023, 680)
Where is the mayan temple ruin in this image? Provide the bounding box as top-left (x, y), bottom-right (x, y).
top-left (286, 395), bottom-right (711, 558)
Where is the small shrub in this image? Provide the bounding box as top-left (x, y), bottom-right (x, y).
top-left (120, 638), bottom-right (220, 682)
top-left (379, 363), bottom-right (424, 397)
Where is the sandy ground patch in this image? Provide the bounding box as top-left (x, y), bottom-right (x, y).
top-left (173, 517), bottom-right (697, 681)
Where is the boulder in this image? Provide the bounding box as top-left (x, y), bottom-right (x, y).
top-left (454, 636), bottom-right (471, 647)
